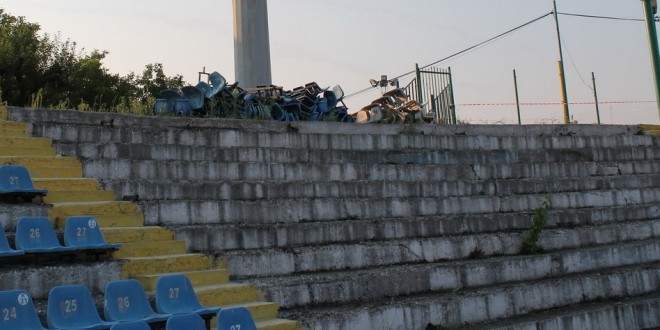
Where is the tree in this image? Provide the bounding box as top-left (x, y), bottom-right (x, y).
top-left (0, 9), bottom-right (185, 112)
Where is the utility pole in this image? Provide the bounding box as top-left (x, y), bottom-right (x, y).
top-left (513, 70), bottom-right (522, 125)
top-left (233, 0), bottom-right (272, 89)
top-left (553, 0), bottom-right (571, 124)
top-left (640, 0), bottom-right (660, 119)
top-left (592, 72), bottom-right (601, 124)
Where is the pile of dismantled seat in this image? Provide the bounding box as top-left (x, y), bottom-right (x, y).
top-left (153, 71), bottom-right (354, 123)
top-left (355, 89), bottom-right (432, 124)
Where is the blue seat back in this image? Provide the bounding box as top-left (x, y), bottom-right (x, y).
top-left (104, 280), bottom-right (159, 322)
top-left (182, 86), bottom-right (205, 110)
top-left (156, 274), bottom-right (204, 314)
top-left (153, 99), bottom-right (171, 116)
top-left (174, 100), bottom-right (193, 117)
top-left (15, 216), bottom-right (66, 251)
top-left (63, 216), bottom-right (118, 249)
top-left (110, 320), bottom-right (151, 330)
top-left (217, 307), bottom-right (257, 330)
top-left (195, 82), bottom-right (212, 98)
top-left (0, 223), bottom-right (23, 257)
top-left (0, 290), bottom-right (47, 329)
top-left (0, 165), bottom-right (46, 194)
top-left (166, 313), bottom-right (206, 330)
top-left (47, 285), bottom-right (110, 329)
top-left (208, 72), bottom-right (227, 98)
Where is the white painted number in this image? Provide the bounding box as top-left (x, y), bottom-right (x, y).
top-left (230, 325), bottom-right (241, 330)
top-left (117, 297), bottom-right (130, 309)
top-left (2, 307), bottom-right (17, 321)
top-left (64, 299), bottom-right (78, 313)
top-left (29, 228), bottom-right (40, 239)
top-left (8, 176), bottom-right (19, 186)
top-left (77, 227), bottom-right (87, 237)
top-left (168, 287), bottom-right (179, 299)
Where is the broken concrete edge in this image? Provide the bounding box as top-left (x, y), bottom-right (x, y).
top-left (7, 106), bottom-right (641, 137)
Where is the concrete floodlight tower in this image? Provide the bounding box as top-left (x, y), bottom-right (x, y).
top-left (232, 0), bottom-right (272, 89)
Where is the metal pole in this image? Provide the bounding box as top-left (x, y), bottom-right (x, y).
top-left (553, 0), bottom-right (571, 124)
top-left (592, 72), bottom-right (601, 124)
top-left (641, 0), bottom-right (660, 119)
top-left (514, 69), bottom-right (522, 125)
top-left (448, 67), bottom-right (457, 124)
top-left (415, 63), bottom-right (424, 106)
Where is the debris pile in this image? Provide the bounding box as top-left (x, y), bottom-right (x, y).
top-left (153, 71), bottom-right (354, 122)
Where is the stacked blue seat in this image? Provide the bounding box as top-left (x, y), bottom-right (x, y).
top-left (47, 285), bottom-right (117, 329)
top-left (0, 165), bottom-right (47, 201)
top-left (0, 223), bottom-right (24, 258)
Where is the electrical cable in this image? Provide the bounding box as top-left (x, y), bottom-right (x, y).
top-left (345, 11), bottom-right (554, 99)
top-left (558, 12), bottom-right (645, 22)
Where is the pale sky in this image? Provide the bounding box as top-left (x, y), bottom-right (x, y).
top-left (2, 0), bottom-right (659, 124)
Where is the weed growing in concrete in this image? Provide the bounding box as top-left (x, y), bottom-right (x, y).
top-left (520, 198), bottom-right (552, 255)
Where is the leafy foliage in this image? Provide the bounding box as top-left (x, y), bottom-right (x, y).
top-left (0, 9), bottom-right (183, 112)
top-left (520, 198), bottom-right (552, 255)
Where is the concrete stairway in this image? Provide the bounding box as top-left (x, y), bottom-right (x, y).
top-left (0, 105), bottom-right (298, 330)
top-left (8, 107), bottom-right (660, 330)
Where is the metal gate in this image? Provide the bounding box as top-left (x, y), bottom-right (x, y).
top-left (403, 64), bottom-right (456, 124)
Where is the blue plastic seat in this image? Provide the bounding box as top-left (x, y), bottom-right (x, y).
top-left (166, 313), bottom-right (207, 330)
top-left (48, 285), bottom-right (117, 330)
top-left (156, 274), bottom-right (221, 317)
top-left (195, 82), bottom-right (213, 98)
top-left (208, 72), bottom-right (227, 98)
top-left (0, 165), bottom-right (48, 196)
top-left (216, 307), bottom-right (257, 330)
top-left (104, 280), bottom-right (171, 324)
top-left (182, 86), bottom-right (205, 110)
top-left (0, 223), bottom-right (24, 258)
top-left (63, 216), bottom-right (121, 250)
top-left (0, 290), bottom-right (48, 329)
top-left (109, 321), bottom-right (151, 330)
top-left (15, 216), bottom-right (76, 253)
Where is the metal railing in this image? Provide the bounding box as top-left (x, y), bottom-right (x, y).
top-left (403, 64), bottom-right (457, 124)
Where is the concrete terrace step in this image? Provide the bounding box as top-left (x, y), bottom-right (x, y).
top-left (80, 158), bottom-right (660, 182)
top-left (282, 263), bottom-right (660, 329)
top-left (0, 147), bottom-right (56, 157)
top-left (0, 155), bottom-right (81, 168)
top-left (32, 178), bottom-right (101, 191)
top-left (112, 239), bottom-right (188, 258)
top-left (226, 219), bottom-right (660, 278)
top-left (194, 283), bottom-right (260, 306)
top-left (251, 239), bottom-right (660, 309)
top-left (52, 141), bottom-right (660, 164)
top-left (48, 201), bottom-right (140, 227)
top-left (0, 136), bottom-right (52, 148)
top-left (0, 121), bottom-right (27, 137)
top-left (477, 293), bottom-right (660, 330)
top-left (102, 226), bottom-right (175, 243)
top-left (9, 106), bottom-right (641, 137)
top-left (255, 319), bottom-right (300, 330)
top-left (103, 174), bottom-right (660, 202)
top-left (25, 117), bottom-right (653, 150)
top-left (135, 269), bottom-right (230, 291)
top-left (225, 218), bottom-right (660, 278)
top-left (176, 203), bottom-right (660, 254)
top-left (120, 253), bottom-right (220, 277)
top-left (0, 203), bottom-right (50, 231)
top-left (43, 190), bottom-right (116, 203)
top-left (140, 188), bottom-right (660, 226)
top-left (0, 262), bottom-right (121, 300)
